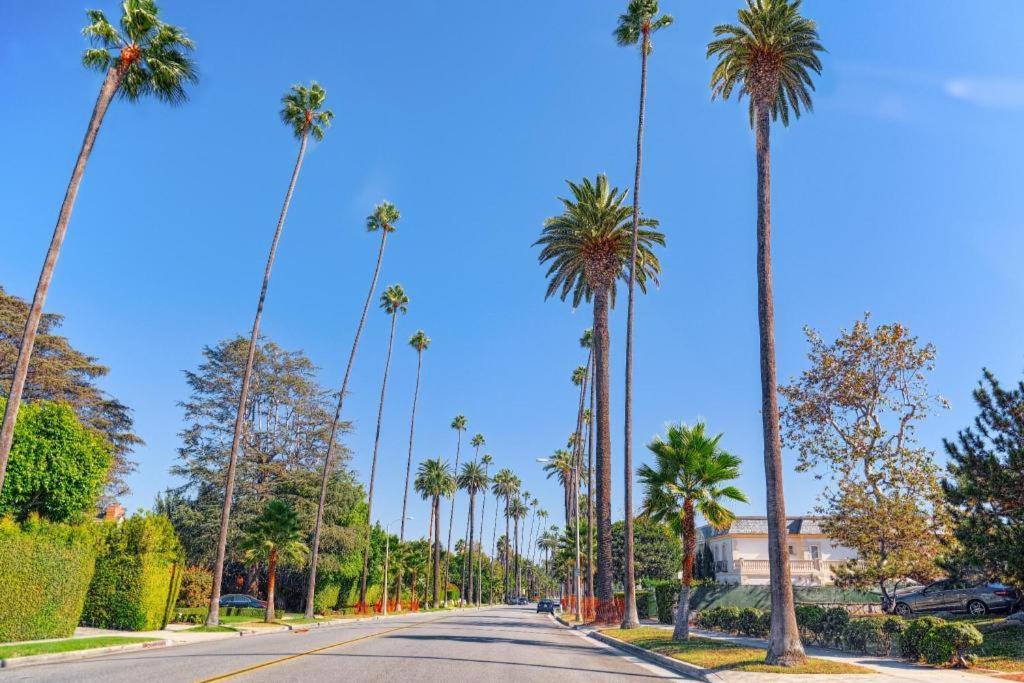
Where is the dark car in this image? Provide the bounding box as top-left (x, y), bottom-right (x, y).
top-left (892, 580), bottom-right (1018, 617)
top-left (537, 599), bottom-right (557, 614)
top-left (219, 593), bottom-right (267, 609)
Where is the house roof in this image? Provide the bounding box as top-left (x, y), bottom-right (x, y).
top-left (699, 516), bottom-right (824, 539)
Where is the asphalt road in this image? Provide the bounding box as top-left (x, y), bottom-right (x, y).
top-left (4, 607), bottom-right (683, 682)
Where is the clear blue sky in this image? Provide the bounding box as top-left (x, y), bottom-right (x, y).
top-left (3, 1), bottom-right (1024, 541)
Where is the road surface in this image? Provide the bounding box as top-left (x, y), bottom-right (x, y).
top-left (4, 607), bottom-right (682, 682)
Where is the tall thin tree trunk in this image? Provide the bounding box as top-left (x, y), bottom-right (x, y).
top-left (305, 230), bottom-right (389, 617)
top-left (503, 501), bottom-right (511, 601)
top-left (392, 346), bottom-right (424, 614)
top-left (266, 548), bottom-right (278, 623)
top-left (672, 501), bottom-right (696, 640)
top-left (466, 494), bottom-right (476, 606)
top-left (208, 128), bottom-right (309, 627)
top-left (0, 67), bottom-right (122, 493)
top-left (755, 102), bottom-right (805, 666)
top-left (477, 462), bottom-right (490, 605)
top-left (426, 501), bottom-right (435, 604)
top-left (359, 308), bottom-right (400, 609)
top-left (443, 431), bottom-right (463, 605)
top-left (587, 355), bottom-right (595, 603)
top-left (513, 516), bottom-right (521, 597)
top-left (433, 497), bottom-right (442, 608)
top-left (489, 494), bottom-right (499, 604)
top-left (593, 285), bottom-right (615, 624)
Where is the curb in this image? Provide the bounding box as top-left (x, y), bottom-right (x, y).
top-left (587, 631), bottom-right (713, 682)
top-left (0, 638), bottom-right (172, 670)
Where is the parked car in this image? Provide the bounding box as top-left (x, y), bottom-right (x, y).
top-left (219, 593), bottom-right (267, 609)
top-left (537, 599), bottom-right (557, 614)
top-left (891, 580), bottom-right (1018, 617)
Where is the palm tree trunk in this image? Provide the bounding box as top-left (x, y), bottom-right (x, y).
top-left (0, 66), bottom-right (122, 494)
top-left (359, 308), bottom-right (400, 609)
top-left (503, 500), bottom-right (511, 601)
top-left (587, 355), bottom-right (595, 603)
top-left (754, 102), bottom-right (806, 666)
top-left (466, 494), bottom-right (476, 606)
top-left (399, 349), bottom-right (423, 542)
top-left (592, 285), bottom-right (615, 624)
top-left (490, 495), bottom-right (500, 604)
top-left (513, 516), bottom-right (521, 597)
top-left (477, 464), bottom-right (490, 605)
top-left (207, 128), bottom-right (309, 627)
top-left (426, 502), bottom-right (435, 603)
top-left (443, 431), bottom-right (463, 606)
top-left (433, 497), bottom-right (442, 608)
top-left (305, 230), bottom-right (389, 617)
top-left (266, 548), bottom-right (278, 623)
top-left (672, 501), bottom-right (697, 640)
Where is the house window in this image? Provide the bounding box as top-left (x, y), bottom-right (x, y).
top-left (788, 544), bottom-right (794, 557)
top-left (809, 545), bottom-right (820, 560)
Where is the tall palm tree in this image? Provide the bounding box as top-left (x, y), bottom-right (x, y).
top-left (358, 284), bottom-right (409, 609)
top-left (491, 468), bottom-right (519, 601)
top-left (0, 0), bottom-right (198, 497)
top-left (207, 82), bottom-right (332, 626)
top-left (306, 201), bottom-right (401, 617)
top-left (477, 453), bottom-right (493, 604)
top-left (238, 500), bottom-right (309, 623)
top-left (639, 423), bottom-right (748, 640)
top-left (581, 329), bottom-right (596, 603)
top-left (535, 174), bottom-right (664, 623)
top-left (443, 415), bottom-right (468, 605)
top-left (457, 460), bottom-right (488, 607)
top-left (509, 495), bottom-right (528, 597)
top-left (615, 0), bottom-right (673, 630)
top-left (415, 458), bottom-right (454, 608)
top-left (542, 449), bottom-right (574, 526)
top-left (707, 0), bottom-right (823, 664)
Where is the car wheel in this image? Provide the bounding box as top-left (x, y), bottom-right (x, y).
top-left (894, 602), bottom-right (912, 617)
top-left (967, 600), bottom-right (988, 616)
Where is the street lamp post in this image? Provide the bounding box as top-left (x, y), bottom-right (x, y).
top-left (382, 515), bottom-right (412, 617)
top-left (538, 457), bottom-right (582, 622)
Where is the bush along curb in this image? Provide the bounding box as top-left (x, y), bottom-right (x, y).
top-left (0, 639), bottom-right (172, 670)
top-left (588, 630), bottom-right (714, 682)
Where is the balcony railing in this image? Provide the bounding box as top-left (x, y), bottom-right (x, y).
top-left (723, 559), bottom-right (847, 575)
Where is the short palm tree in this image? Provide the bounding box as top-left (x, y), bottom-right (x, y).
top-left (208, 81), bottom-right (331, 626)
top-left (415, 458), bottom-right (455, 608)
top-left (238, 500), bottom-right (309, 623)
top-left (0, 0), bottom-right (198, 499)
top-left (306, 201), bottom-right (401, 617)
top-left (477, 453), bottom-right (494, 604)
top-left (639, 422), bottom-right (748, 640)
top-left (443, 415), bottom-right (468, 605)
top-left (707, 0), bottom-right (823, 665)
top-left (457, 460), bottom-right (488, 606)
top-left (491, 468), bottom-right (520, 601)
top-left (615, 0), bottom-right (673, 630)
top-left (535, 174), bottom-right (664, 623)
top-left (358, 284), bottom-right (409, 609)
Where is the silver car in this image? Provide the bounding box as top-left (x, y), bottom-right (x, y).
top-left (892, 579), bottom-right (1019, 617)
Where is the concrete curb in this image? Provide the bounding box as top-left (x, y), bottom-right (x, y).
top-left (587, 631), bottom-right (712, 682)
top-left (0, 638), bottom-right (172, 669)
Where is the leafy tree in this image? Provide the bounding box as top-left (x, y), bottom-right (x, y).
top-left (615, 0), bottom-right (673, 630)
top-left (707, 0), bottom-right (823, 665)
top-left (0, 0), bottom-right (197, 497)
top-left (779, 317), bottom-right (948, 602)
top-left (535, 174), bottom-right (664, 623)
top-left (0, 397), bottom-right (111, 523)
top-left (307, 201), bottom-right (401, 617)
top-left (639, 422), bottom-right (747, 640)
top-left (415, 458), bottom-right (454, 607)
top-left (358, 284), bottom-right (409, 609)
top-left (943, 369), bottom-right (1024, 589)
top-left (0, 288), bottom-right (140, 500)
top-left (208, 82), bottom-right (332, 626)
top-left (612, 518), bottom-right (682, 585)
top-left (239, 500), bottom-right (308, 622)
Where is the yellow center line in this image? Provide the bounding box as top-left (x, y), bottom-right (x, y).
top-left (197, 613), bottom-right (454, 682)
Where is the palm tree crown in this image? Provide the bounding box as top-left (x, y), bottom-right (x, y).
top-left (380, 284), bottom-right (409, 315)
top-left (409, 330), bottom-right (430, 351)
top-left (238, 500), bottom-right (309, 567)
top-left (367, 201), bottom-right (401, 233)
top-left (280, 82), bottom-right (334, 141)
top-left (614, 0), bottom-right (673, 54)
top-left (542, 449), bottom-right (574, 488)
top-left (580, 328), bottom-right (593, 350)
top-left (571, 365), bottom-right (588, 387)
top-left (491, 468), bottom-right (520, 500)
top-left (535, 175), bottom-right (664, 307)
top-left (458, 460), bottom-right (489, 497)
top-left (415, 458), bottom-right (455, 500)
top-left (707, 0), bottom-right (824, 125)
top-left (82, 0), bottom-right (198, 104)
top-left (470, 434), bottom-right (485, 451)
top-left (451, 415), bottom-right (468, 432)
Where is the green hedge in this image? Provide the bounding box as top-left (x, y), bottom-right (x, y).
top-left (81, 513), bottom-right (184, 631)
top-left (172, 605), bottom-right (266, 624)
top-left (636, 590), bottom-right (655, 620)
top-left (688, 584), bottom-right (878, 612)
top-left (177, 566), bottom-right (213, 608)
top-left (0, 516), bottom-right (97, 642)
top-left (650, 580), bottom-right (677, 624)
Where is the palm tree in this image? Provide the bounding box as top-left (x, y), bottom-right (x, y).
top-left (535, 175), bottom-right (664, 623)
top-left (207, 82), bottom-right (332, 626)
top-left (614, 0), bottom-right (673, 631)
top-left (509, 495), bottom-right (528, 597)
top-left (477, 453), bottom-right (493, 604)
top-left (306, 201), bottom-right (401, 617)
top-left (443, 415), bottom-right (468, 605)
top-left (639, 423), bottom-right (748, 640)
top-left (238, 500), bottom-right (309, 623)
top-left (542, 449), bottom-right (574, 526)
top-left (581, 329), bottom-right (595, 603)
top-left (457, 460), bottom-right (488, 607)
top-left (707, 0), bottom-right (823, 665)
top-left (358, 284), bottom-right (410, 609)
top-left (491, 468), bottom-right (519, 601)
top-left (415, 458), bottom-right (454, 608)
top-left (0, 1), bottom-right (198, 498)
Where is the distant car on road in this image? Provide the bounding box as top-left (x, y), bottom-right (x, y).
top-left (219, 593), bottom-right (267, 609)
top-left (891, 580), bottom-right (1018, 617)
top-left (537, 599), bottom-right (557, 614)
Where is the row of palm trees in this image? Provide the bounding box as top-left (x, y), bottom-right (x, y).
top-left (536, 0), bottom-right (824, 666)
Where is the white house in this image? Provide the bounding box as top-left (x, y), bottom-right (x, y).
top-left (697, 516), bottom-right (857, 586)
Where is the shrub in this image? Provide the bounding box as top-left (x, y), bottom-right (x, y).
top-left (178, 566), bottom-right (213, 608)
top-left (901, 616), bottom-right (946, 661)
top-left (173, 606), bottom-right (208, 624)
top-left (0, 516), bottom-right (97, 641)
top-left (737, 607), bottom-right (768, 637)
top-left (921, 622), bottom-right (983, 668)
top-left (314, 582), bottom-right (341, 615)
top-left (635, 590), bottom-right (654, 620)
top-left (81, 512), bottom-right (185, 631)
top-left (843, 618), bottom-right (887, 654)
top-left (0, 398), bottom-right (112, 523)
top-left (820, 607), bottom-right (851, 647)
top-left (880, 615), bottom-right (907, 655)
top-left (795, 604), bottom-right (826, 644)
top-left (651, 580), bottom-right (678, 624)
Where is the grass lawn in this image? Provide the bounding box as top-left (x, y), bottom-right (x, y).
top-left (185, 625), bottom-right (237, 633)
top-left (970, 620), bottom-right (1024, 673)
top-left (0, 637), bottom-right (158, 660)
top-left (603, 627), bottom-right (870, 675)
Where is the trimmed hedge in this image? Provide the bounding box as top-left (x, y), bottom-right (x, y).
top-left (650, 580), bottom-right (677, 624)
top-left (177, 566), bottom-right (213, 608)
top-left (172, 605), bottom-right (267, 624)
top-left (81, 513), bottom-right (185, 631)
top-left (636, 590), bottom-right (655, 620)
top-left (689, 584), bottom-right (878, 611)
top-left (902, 616), bottom-right (946, 660)
top-left (0, 516), bottom-right (97, 642)
top-left (921, 622), bottom-right (983, 667)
